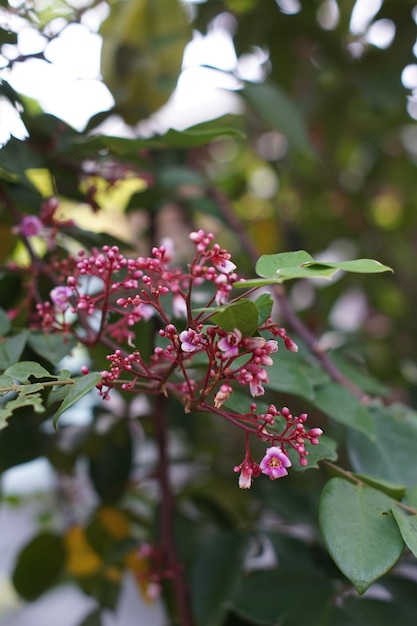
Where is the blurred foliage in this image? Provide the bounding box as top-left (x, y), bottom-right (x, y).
top-left (2, 0), bottom-right (417, 625)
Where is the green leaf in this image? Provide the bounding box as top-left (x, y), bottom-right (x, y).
top-left (0, 374), bottom-right (14, 395)
top-left (289, 435), bottom-right (338, 471)
top-left (353, 474), bottom-right (406, 500)
top-left (28, 333), bottom-right (78, 365)
top-left (0, 307), bottom-right (11, 335)
top-left (230, 569), bottom-right (333, 625)
top-left (0, 332), bottom-right (28, 369)
top-left (191, 529), bottom-right (248, 626)
top-left (4, 361), bottom-right (55, 382)
top-left (255, 251), bottom-right (313, 278)
top-left (87, 419), bottom-right (133, 501)
top-left (235, 252), bottom-right (393, 287)
top-left (0, 391), bottom-right (45, 429)
top-left (309, 258), bottom-right (393, 274)
top-left (12, 532), bottom-right (65, 601)
top-left (313, 382), bottom-right (375, 438)
top-left (210, 299), bottom-right (259, 337)
top-left (319, 478), bottom-right (404, 593)
top-left (53, 373), bottom-right (101, 429)
top-left (392, 506), bottom-right (417, 559)
top-left (347, 404), bottom-right (417, 488)
top-left (266, 350), bottom-right (317, 400)
top-left (254, 292), bottom-right (274, 326)
top-left (242, 81), bottom-right (314, 157)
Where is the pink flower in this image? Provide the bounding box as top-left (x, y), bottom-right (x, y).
top-left (19, 215), bottom-right (43, 237)
top-left (238, 465), bottom-right (253, 489)
top-left (214, 384), bottom-right (232, 408)
top-left (234, 457), bottom-right (261, 489)
top-left (218, 328), bottom-right (242, 358)
top-left (179, 328), bottom-right (205, 353)
top-left (50, 286), bottom-right (73, 311)
top-left (260, 447), bottom-right (292, 479)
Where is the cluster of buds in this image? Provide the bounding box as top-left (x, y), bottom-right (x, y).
top-left (35, 230), bottom-right (323, 488)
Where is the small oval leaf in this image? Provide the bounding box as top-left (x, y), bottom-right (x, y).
top-left (211, 299), bottom-right (259, 337)
top-left (319, 478), bottom-right (404, 594)
top-left (12, 532), bottom-right (65, 601)
top-left (53, 372), bottom-right (101, 429)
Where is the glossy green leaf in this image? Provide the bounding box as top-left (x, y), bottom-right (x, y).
top-left (347, 404), bottom-right (417, 488)
top-left (4, 361), bottom-right (54, 382)
top-left (255, 251), bottom-right (313, 278)
top-left (211, 299), bottom-right (259, 337)
top-left (353, 474), bottom-right (406, 500)
top-left (391, 506), bottom-right (417, 559)
top-left (191, 529), bottom-right (248, 626)
top-left (12, 532), bottom-right (65, 601)
top-left (319, 478), bottom-right (404, 593)
top-left (254, 292), bottom-right (274, 326)
top-left (236, 252), bottom-right (393, 287)
top-left (0, 332), bottom-right (28, 369)
top-left (53, 373), bottom-right (101, 429)
top-left (242, 81), bottom-right (314, 156)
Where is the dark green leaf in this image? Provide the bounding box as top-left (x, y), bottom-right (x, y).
top-left (353, 474), bottom-right (406, 500)
top-left (242, 81), bottom-right (314, 156)
top-left (53, 373), bottom-right (101, 429)
top-left (87, 419), bottom-right (133, 501)
top-left (289, 435), bottom-right (338, 471)
top-left (28, 333), bottom-right (78, 365)
top-left (12, 532), bottom-right (65, 601)
top-left (191, 529), bottom-right (248, 626)
top-left (211, 299), bottom-right (259, 337)
top-left (0, 307), bottom-right (11, 335)
top-left (347, 404), bottom-right (417, 488)
top-left (266, 352), bottom-right (316, 400)
top-left (0, 332), bottom-right (28, 369)
top-left (392, 506), bottom-right (417, 559)
top-left (254, 292), bottom-right (274, 326)
top-left (230, 569), bottom-right (333, 624)
top-left (313, 382), bottom-right (375, 437)
top-left (319, 478), bottom-right (404, 593)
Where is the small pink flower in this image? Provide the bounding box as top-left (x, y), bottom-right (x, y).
top-left (238, 465), bottom-right (253, 489)
top-left (172, 294), bottom-right (187, 318)
top-left (214, 384), bottom-right (232, 408)
top-left (19, 215), bottom-right (43, 237)
top-left (218, 328), bottom-right (242, 358)
top-left (234, 457), bottom-right (261, 489)
top-left (260, 447), bottom-right (292, 479)
top-left (50, 286), bottom-right (73, 311)
top-left (179, 328), bottom-right (205, 353)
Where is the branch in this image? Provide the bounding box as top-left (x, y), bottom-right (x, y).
top-left (153, 394), bottom-right (195, 626)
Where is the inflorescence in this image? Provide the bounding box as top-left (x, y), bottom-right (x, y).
top-left (35, 229), bottom-right (322, 488)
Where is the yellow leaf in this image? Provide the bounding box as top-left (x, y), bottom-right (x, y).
top-left (64, 526), bottom-right (102, 577)
top-left (97, 506), bottom-right (130, 540)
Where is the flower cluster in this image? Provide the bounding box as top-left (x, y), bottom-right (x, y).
top-left (35, 230), bottom-right (323, 487)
